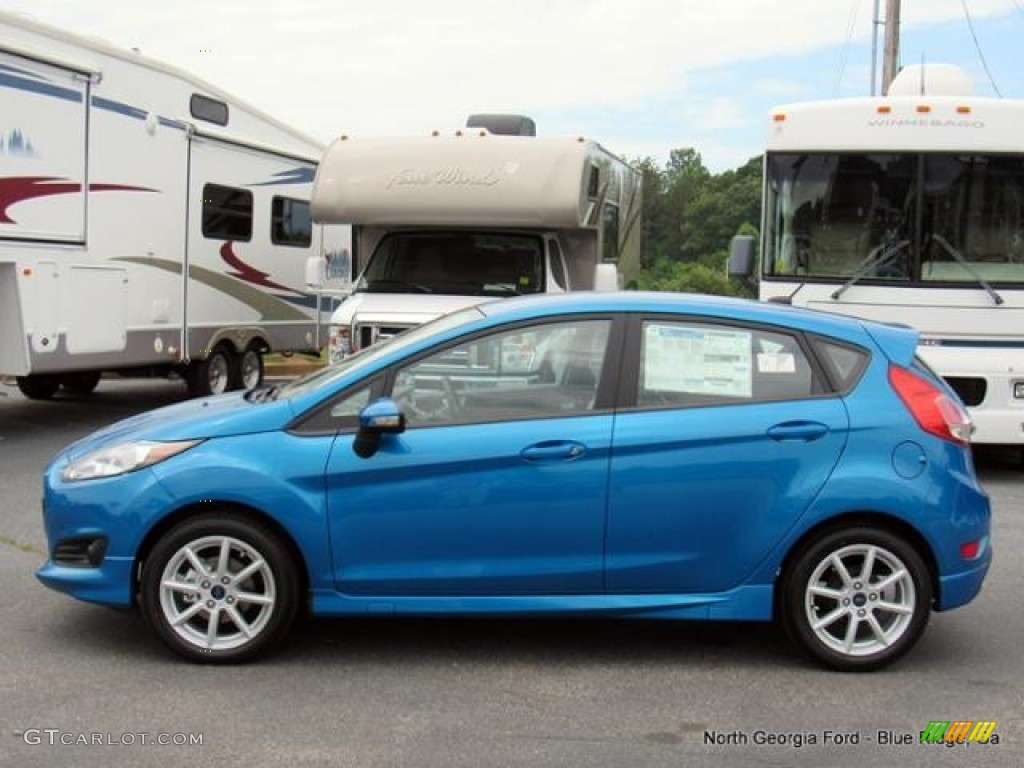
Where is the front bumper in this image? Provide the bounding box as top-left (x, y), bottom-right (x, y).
top-left (36, 557), bottom-right (135, 607)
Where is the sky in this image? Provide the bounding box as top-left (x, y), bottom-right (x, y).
top-left (3, 0), bottom-right (1023, 172)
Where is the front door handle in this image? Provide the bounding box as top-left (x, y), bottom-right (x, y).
top-left (767, 421), bottom-right (829, 442)
top-left (520, 440), bottom-right (587, 463)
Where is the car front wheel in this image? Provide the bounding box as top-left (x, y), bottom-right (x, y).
top-left (140, 515), bottom-right (300, 663)
top-left (782, 527), bottom-right (931, 672)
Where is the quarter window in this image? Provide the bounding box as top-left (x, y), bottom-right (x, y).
top-left (202, 184), bottom-right (252, 241)
top-left (392, 319), bottom-right (612, 427)
top-left (637, 320), bottom-right (819, 407)
top-left (271, 197), bottom-right (312, 247)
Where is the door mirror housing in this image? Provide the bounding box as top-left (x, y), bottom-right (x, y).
top-left (353, 397), bottom-right (406, 458)
top-left (728, 235), bottom-right (756, 277)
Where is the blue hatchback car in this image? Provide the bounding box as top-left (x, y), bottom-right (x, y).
top-left (38, 292), bottom-right (991, 670)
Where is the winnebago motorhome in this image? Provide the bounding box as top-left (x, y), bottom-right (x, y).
top-left (0, 11), bottom-right (348, 399)
top-left (309, 120), bottom-right (641, 361)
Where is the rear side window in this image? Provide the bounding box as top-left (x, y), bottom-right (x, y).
top-left (637, 320), bottom-right (821, 407)
top-left (812, 337), bottom-right (870, 393)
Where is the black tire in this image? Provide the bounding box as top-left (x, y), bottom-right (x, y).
top-left (781, 526), bottom-right (932, 672)
top-left (139, 514), bottom-right (300, 663)
top-left (16, 374), bottom-right (61, 400)
top-left (62, 371), bottom-right (102, 395)
top-left (231, 346), bottom-right (264, 391)
top-left (187, 345), bottom-right (233, 397)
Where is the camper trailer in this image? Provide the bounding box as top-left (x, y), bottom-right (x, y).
top-left (310, 121), bottom-right (641, 361)
top-left (0, 11), bottom-right (348, 399)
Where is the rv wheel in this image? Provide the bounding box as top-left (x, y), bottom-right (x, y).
top-left (233, 347), bottom-right (264, 391)
top-left (62, 371), bottom-right (102, 395)
top-left (16, 375), bottom-right (61, 400)
top-left (187, 347), bottom-right (233, 397)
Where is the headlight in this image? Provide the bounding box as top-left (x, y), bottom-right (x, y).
top-left (61, 440), bottom-right (202, 482)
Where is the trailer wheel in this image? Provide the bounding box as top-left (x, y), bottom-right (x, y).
top-left (16, 374), bottom-right (61, 400)
top-left (62, 371), bottom-right (102, 395)
top-left (187, 346), bottom-right (233, 397)
top-left (233, 347), bottom-right (264, 391)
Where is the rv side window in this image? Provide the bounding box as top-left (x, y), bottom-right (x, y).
top-left (588, 166), bottom-right (600, 200)
top-left (190, 94), bottom-right (229, 126)
top-left (602, 203), bottom-right (619, 261)
top-left (271, 197), bottom-right (312, 247)
top-left (202, 184), bottom-right (253, 241)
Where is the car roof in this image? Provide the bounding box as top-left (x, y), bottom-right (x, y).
top-left (478, 291), bottom-right (890, 342)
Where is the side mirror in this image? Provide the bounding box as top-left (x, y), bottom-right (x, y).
top-left (353, 397), bottom-right (406, 458)
top-left (592, 263), bottom-right (621, 292)
top-left (728, 235), bottom-right (756, 277)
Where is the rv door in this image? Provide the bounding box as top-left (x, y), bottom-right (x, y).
top-left (0, 51), bottom-right (89, 242)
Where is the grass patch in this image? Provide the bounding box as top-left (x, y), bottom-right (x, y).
top-left (0, 535), bottom-right (45, 556)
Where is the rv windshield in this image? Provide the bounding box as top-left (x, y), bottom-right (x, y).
top-left (358, 232), bottom-right (546, 296)
top-left (764, 152), bottom-right (1024, 284)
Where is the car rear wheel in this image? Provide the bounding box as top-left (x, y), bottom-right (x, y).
top-left (782, 527), bottom-right (931, 672)
top-left (140, 515), bottom-right (300, 663)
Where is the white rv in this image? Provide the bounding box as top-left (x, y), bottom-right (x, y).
top-left (730, 64), bottom-right (1024, 445)
top-left (310, 121), bottom-right (641, 361)
top-left (0, 11), bottom-right (348, 399)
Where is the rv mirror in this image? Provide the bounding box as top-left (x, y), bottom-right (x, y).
top-left (728, 235), bottom-right (756, 277)
top-left (592, 263), bottom-right (621, 292)
top-left (305, 256), bottom-right (325, 289)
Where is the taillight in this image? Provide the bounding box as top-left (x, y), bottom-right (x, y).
top-left (888, 365), bottom-right (972, 445)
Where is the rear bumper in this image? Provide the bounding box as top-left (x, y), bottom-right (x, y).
top-left (936, 547), bottom-right (992, 611)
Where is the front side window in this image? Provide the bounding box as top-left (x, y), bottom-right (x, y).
top-left (764, 152), bottom-right (1024, 284)
top-left (202, 184), bottom-right (252, 241)
top-left (637, 320), bottom-right (818, 407)
top-left (392, 319), bottom-right (612, 427)
top-left (271, 196), bottom-right (312, 247)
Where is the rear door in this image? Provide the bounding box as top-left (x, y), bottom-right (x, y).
top-left (605, 316), bottom-right (849, 594)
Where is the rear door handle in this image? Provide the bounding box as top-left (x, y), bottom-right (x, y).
top-left (520, 440), bottom-right (587, 463)
top-left (767, 421), bottom-right (829, 442)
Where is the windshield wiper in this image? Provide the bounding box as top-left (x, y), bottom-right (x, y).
top-left (928, 234), bottom-right (1004, 306)
top-left (245, 384), bottom-right (280, 403)
top-left (830, 239), bottom-right (911, 301)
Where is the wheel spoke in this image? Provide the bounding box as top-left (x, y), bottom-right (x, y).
top-left (876, 600), bottom-right (913, 615)
top-left (233, 559), bottom-right (266, 583)
top-left (183, 546), bottom-right (210, 578)
top-left (830, 554), bottom-right (854, 587)
top-left (225, 605), bottom-right (254, 639)
top-left (843, 615), bottom-right (859, 653)
top-left (234, 591), bottom-right (274, 606)
top-left (860, 546), bottom-right (877, 582)
top-left (865, 613), bottom-right (891, 647)
top-left (808, 584), bottom-right (844, 601)
top-left (216, 538), bottom-right (231, 577)
top-left (811, 606), bottom-right (848, 631)
top-left (205, 608), bottom-right (221, 648)
top-left (171, 602), bottom-right (204, 627)
top-left (162, 579), bottom-right (199, 595)
top-left (873, 569), bottom-right (908, 591)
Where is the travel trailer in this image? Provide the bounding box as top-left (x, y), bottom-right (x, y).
top-left (730, 63), bottom-right (1024, 445)
top-left (309, 119), bottom-right (642, 361)
top-left (0, 11), bottom-right (348, 399)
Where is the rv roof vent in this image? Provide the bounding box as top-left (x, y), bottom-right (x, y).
top-left (466, 114), bottom-right (536, 136)
top-left (887, 64), bottom-right (973, 97)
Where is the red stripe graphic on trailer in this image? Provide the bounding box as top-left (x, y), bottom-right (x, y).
top-left (0, 176), bottom-right (155, 223)
top-left (219, 241), bottom-right (293, 292)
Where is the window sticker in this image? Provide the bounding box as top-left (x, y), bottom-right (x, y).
top-left (644, 324), bottom-right (752, 397)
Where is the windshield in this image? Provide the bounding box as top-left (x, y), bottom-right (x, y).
top-left (764, 152), bottom-right (1024, 284)
top-left (275, 306), bottom-right (486, 399)
top-left (357, 232), bottom-right (545, 296)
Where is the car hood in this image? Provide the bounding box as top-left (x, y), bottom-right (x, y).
top-left (60, 392), bottom-right (295, 461)
top-left (333, 292), bottom-right (496, 324)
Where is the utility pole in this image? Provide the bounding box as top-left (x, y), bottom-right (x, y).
top-left (881, 0), bottom-right (901, 94)
top-left (870, 0), bottom-right (881, 95)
